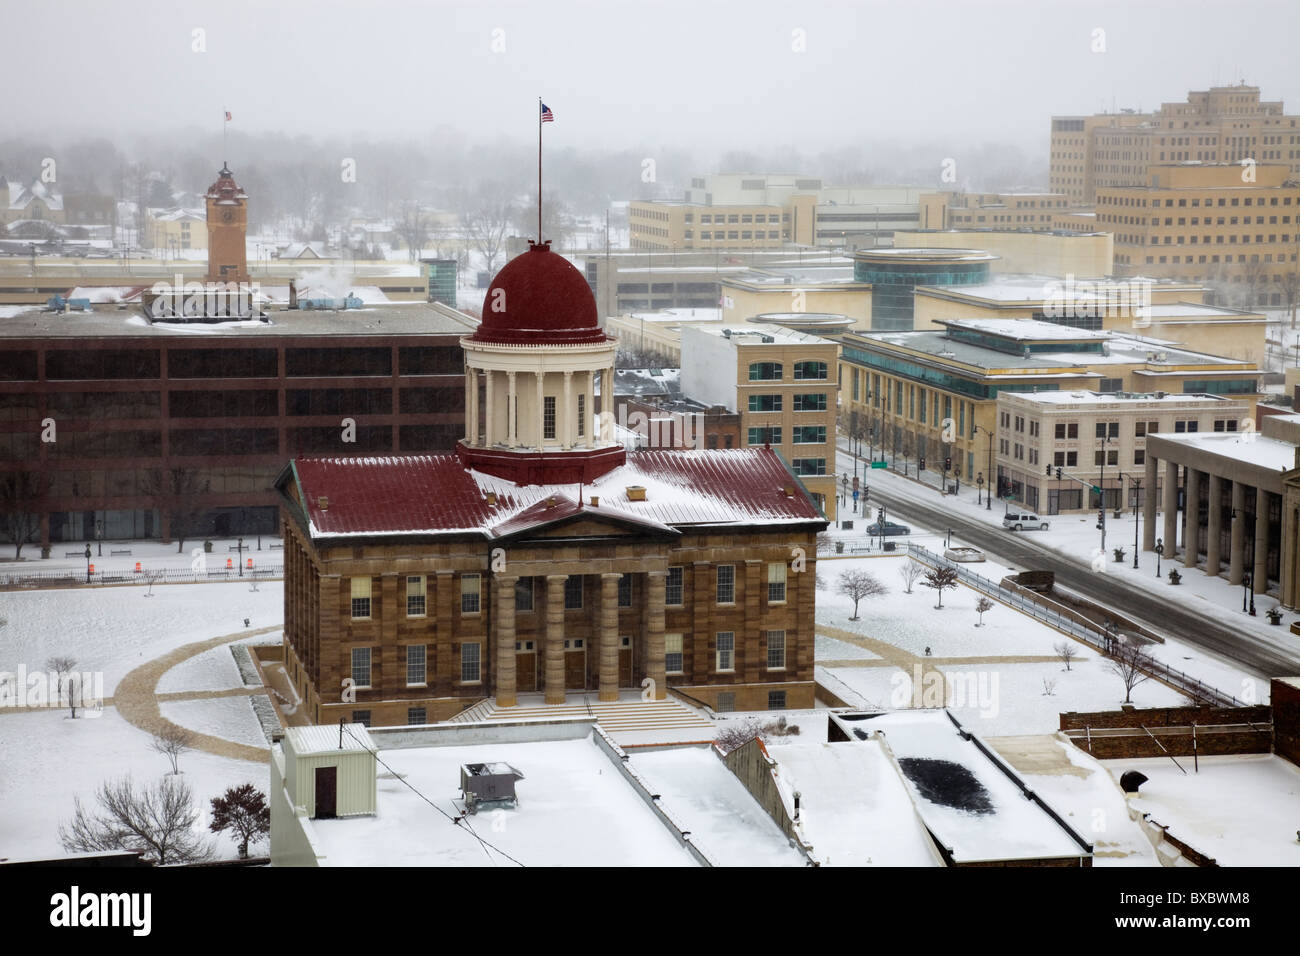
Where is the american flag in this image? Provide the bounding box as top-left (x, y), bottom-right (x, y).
top-left (540, 102), bottom-right (554, 123)
top-left (224, 111), bottom-right (232, 121)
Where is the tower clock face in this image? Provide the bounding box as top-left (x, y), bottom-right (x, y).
top-left (221, 210), bottom-right (234, 222)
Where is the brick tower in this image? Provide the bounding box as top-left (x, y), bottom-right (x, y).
top-left (205, 163), bottom-right (249, 283)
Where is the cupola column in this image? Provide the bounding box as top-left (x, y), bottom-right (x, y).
top-left (585, 371), bottom-right (595, 449)
top-left (507, 371), bottom-right (518, 448)
top-left (536, 371), bottom-right (546, 450)
top-left (562, 371), bottom-right (574, 450)
top-left (484, 369), bottom-right (495, 446)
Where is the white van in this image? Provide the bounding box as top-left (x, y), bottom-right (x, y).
top-left (1003, 511), bottom-right (1050, 531)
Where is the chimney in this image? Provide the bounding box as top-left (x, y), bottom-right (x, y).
top-left (783, 484), bottom-right (795, 497)
top-left (318, 495), bottom-right (329, 511)
top-left (546, 496), bottom-right (556, 509)
top-left (626, 485), bottom-right (647, 501)
top-left (289, 279), bottom-right (298, 310)
top-left (485, 492), bottom-right (497, 506)
top-left (589, 495), bottom-right (599, 507)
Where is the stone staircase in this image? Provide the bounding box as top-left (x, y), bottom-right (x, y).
top-left (446, 692), bottom-right (715, 743)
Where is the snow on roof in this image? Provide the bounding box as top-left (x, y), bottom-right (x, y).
top-left (307, 736), bottom-right (697, 867)
top-left (290, 448), bottom-right (826, 539)
top-left (864, 711), bottom-right (1090, 863)
top-left (1005, 390), bottom-right (1239, 407)
top-left (1149, 431), bottom-right (1297, 471)
top-left (940, 317), bottom-right (1109, 340)
top-left (285, 722), bottom-right (376, 756)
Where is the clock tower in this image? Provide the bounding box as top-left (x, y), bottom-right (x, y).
top-left (205, 163), bottom-right (249, 283)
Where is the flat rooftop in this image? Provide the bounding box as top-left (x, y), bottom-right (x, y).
top-left (916, 273), bottom-right (1199, 304)
top-left (692, 325), bottom-right (834, 347)
top-left (0, 301), bottom-right (477, 339)
top-left (1148, 431), bottom-right (1296, 471)
top-left (308, 735), bottom-right (698, 867)
top-left (1003, 390), bottom-right (1241, 407)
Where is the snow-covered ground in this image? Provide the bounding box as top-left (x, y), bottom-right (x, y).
top-left (0, 537), bottom-right (284, 577)
top-left (815, 556), bottom-right (1187, 735)
top-left (0, 707), bottom-right (267, 863)
top-left (1105, 754), bottom-right (1300, 867)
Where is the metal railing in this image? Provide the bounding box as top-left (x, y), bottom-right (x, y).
top-left (0, 564), bottom-right (284, 589)
top-left (905, 543), bottom-right (1242, 707)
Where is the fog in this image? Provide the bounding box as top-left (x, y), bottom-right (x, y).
top-left (4, 0), bottom-right (1299, 213)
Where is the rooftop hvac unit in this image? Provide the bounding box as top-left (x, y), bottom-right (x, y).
top-left (460, 763), bottom-right (524, 813)
top-left (1155, 391), bottom-right (1166, 399)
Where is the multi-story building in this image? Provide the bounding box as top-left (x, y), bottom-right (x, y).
top-left (940, 192), bottom-right (1074, 230)
top-left (629, 174), bottom-right (929, 251)
top-left (680, 325), bottom-right (838, 519)
top-left (145, 208), bottom-right (206, 255)
top-left (1050, 84), bottom-right (1300, 204)
top-left (910, 273), bottom-right (1268, 366)
top-left (893, 228), bottom-right (1114, 277)
top-left (1096, 162), bottom-right (1300, 307)
top-left (852, 248), bottom-right (997, 331)
top-left (836, 318), bottom-right (1261, 501)
top-left (995, 390), bottom-right (1251, 515)
top-left (276, 241), bottom-right (826, 724)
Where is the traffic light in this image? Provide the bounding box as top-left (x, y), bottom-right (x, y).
top-left (919, 457), bottom-right (926, 471)
top-left (944, 457), bottom-right (952, 471)
top-left (1045, 464), bottom-right (1053, 477)
top-left (1056, 467), bottom-right (1063, 480)
top-left (1096, 508), bottom-right (1105, 530)
top-left (877, 508), bottom-right (883, 521)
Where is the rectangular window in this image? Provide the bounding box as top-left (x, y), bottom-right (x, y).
top-left (766, 630), bottom-right (786, 669)
top-left (618, 573), bottom-right (633, 607)
top-left (792, 393), bottom-right (826, 412)
top-left (1134, 449), bottom-right (1145, 465)
top-left (747, 426), bottom-right (782, 445)
top-left (748, 362), bottom-right (783, 381)
top-left (716, 632), bottom-right (735, 671)
top-left (407, 707), bottom-right (427, 726)
top-left (352, 710), bottom-right (372, 728)
top-left (543, 395), bottom-right (556, 440)
top-left (351, 647), bottom-right (372, 688)
top-left (577, 393), bottom-right (585, 437)
top-left (716, 565), bottom-right (735, 604)
top-left (767, 562), bottom-right (787, 603)
top-left (793, 361), bottom-right (828, 380)
top-left (748, 394), bottom-right (782, 412)
top-left (515, 576), bottom-right (534, 611)
top-left (461, 642), bottom-right (481, 683)
top-left (791, 458), bottom-right (827, 475)
top-left (406, 644), bottom-right (426, 685)
top-left (665, 633), bottom-right (684, 674)
top-left (350, 577), bottom-right (372, 619)
top-left (461, 573), bottom-right (481, 614)
top-left (406, 575), bottom-right (426, 617)
top-left (1066, 451), bottom-right (1077, 466)
top-left (564, 575), bottom-right (583, 609)
top-left (665, 566), bottom-right (684, 605)
top-left (716, 692), bottom-right (736, 713)
top-left (1135, 421), bottom-right (1146, 437)
top-left (792, 425), bottom-right (826, 444)
top-left (768, 690), bottom-right (787, 710)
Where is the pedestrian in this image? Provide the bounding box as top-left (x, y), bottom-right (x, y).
top-left (924, 646), bottom-right (931, 657)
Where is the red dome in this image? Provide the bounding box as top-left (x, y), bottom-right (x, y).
top-left (472, 241), bottom-right (608, 345)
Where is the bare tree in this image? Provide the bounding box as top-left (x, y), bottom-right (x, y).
top-left (1054, 640), bottom-right (1080, 672)
top-left (974, 597), bottom-right (994, 626)
top-left (141, 467), bottom-right (211, 553)
top-left (922, 566), bottom-right (959, 609)
top-left (816, 531), bottom-right (832, 554)
top-left (1041, 677), bottom-right (1057, 696)
top-left (143, 568), bottom-right (165, 597)
top-left (898, 559), bottom-right (923, 594)
top-left (0, 470), bottom-right (47, 559)
top-left (837, 569), bottom-right (887, 620)
top-left (395, 202), bottom-right (429, 262)
top-left (1107, 639), bottom-right (1156, 704)
top-left (59, 776), bottom-right (213, 865)
top-left (151, 724), bottom-right (194, 775)
top-left (461, 185), bottom-right (514, 274)
top-left (45, 655), bottom-right (83, 718)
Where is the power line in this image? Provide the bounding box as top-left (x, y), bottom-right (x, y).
top-left (339, 724), bottom-right (525, 867)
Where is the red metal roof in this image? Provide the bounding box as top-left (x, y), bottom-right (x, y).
top-left (285, 448), bottom-right (825, 539)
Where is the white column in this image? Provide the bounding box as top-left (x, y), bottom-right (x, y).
top-left (507, 371), bottom-right (518, 448)
top-left (563, 371), bottom-right (574, 450)
top-left (484, 369), bottom-right (495, 446)
top-left (585, 371), bottom-right (595, 449)
top-left (466, 368), bottom-right (478, 445)
top-left (536, 371), bottom-right (546, 450)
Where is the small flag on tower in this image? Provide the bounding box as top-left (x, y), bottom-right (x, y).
top-left (540, 102), bottom-right (554, 123)
top-left (225, 111), bottom-right (232, 121)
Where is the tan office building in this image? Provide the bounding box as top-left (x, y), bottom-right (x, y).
top-left (893, 229), bottom-right (1114, 278)
top-left (1096, 162), bottom-right (1300, 308)
top-left (1050, 84), bottom-right (1300, 205)
top-left (996, 390), bottom-right (1251, 515)
top-left (681, 325), bottom-right (838, 519)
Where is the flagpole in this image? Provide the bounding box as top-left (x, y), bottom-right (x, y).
top-left (537, 97), bottom-right (543, 244)
top-left (223, 107), bottom-right (227, 164)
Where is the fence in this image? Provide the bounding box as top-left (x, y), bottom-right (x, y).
top-left (0, 564), bottom-right (284, 589)
top-left (905, 543), bottom-right (1242, 708)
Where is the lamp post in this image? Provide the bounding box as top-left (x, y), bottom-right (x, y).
top-left (977, 473), bottom-right (985, 505)
top-left (237, 537), bottom-right (244, 578)
top-left (84, 543), bottom-right (91, 584)
top-left (973, 424), bottom-right (994, 510)
top-left (1128, 475), bottom-right (1141, 569)
top-left (1155, 538), bottom-right (1163, 578)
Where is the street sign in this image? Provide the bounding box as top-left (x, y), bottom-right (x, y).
top-left (870, 460), bottom-right (888, 469)
top-left (852, 490), bottom-right (859, 501)
top-left (1091, 486), bottom-right (1101, 494)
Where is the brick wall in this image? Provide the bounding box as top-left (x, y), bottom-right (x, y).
top-left (1272, 678), bottom-right (1300, 767)
top-left (1060, 705), bottom-right (1273, 759)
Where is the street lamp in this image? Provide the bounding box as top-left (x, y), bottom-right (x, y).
top-left (84, 543), bottom-right (91, 584)
top-left (973, 424), bottom-right (995, 510)
top-left (1155, 538), bottom-right (1163, 578)
top-left (977, 473), bottom-right (985, 505)
top-left (1128, 475), bottom-right (1141, 569)
top-left (237, 537), bottom-right (244, 578)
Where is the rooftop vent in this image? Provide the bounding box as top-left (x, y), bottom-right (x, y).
top-left (1155, 390), bottom-right (1166, 399)
top-left (459, 762), bottom-right (524, 813)
top-left (589, 495), bottom-right (599, 507)
top-left (545, 496), bottom-right (557, 509)
top-left (485, 492), bottom-right (498, 506)
top-left (783, 484), bottom-right (795, 496)
top-left (318, 496), bottom-right (329, 511)
top-left (626, 485), bottom-right (647, 501)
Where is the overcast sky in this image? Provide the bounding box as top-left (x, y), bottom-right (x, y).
top-left (11, 0), bottom-right (1300, 157)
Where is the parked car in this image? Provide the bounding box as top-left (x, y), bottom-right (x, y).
top-left (1002, 511), bottom-right (1050, 531)
top-left (865, 521), bottom-right (911, 536)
